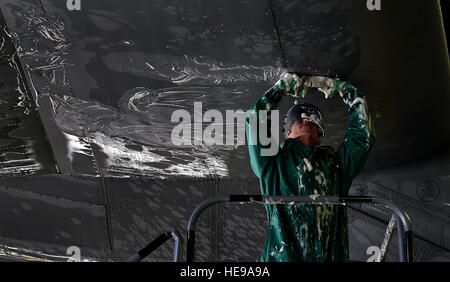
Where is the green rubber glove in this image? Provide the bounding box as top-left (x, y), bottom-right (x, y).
top-left (309, 76), bottom-right (354, 99)
top-left (276, 73), bottom-right (310, 98)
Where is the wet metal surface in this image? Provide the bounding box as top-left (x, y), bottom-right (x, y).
top-left (0, 0), bottom-right (448, 261)
top-left (0, 0), bottom-right (447, 179)
top-left (0, 11), bottom-right (57, 177)
top-left (0, 185), bottom-right (110, 255)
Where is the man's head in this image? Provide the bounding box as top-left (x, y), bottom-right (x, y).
top-left (283, 103), bottom-right (325, 149)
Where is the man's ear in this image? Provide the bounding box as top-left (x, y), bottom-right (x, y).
top-left (284, 129), bottom-right (291, 140)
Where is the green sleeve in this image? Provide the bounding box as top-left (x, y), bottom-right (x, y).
top-left (245, 84), bottom-right (285, 179)
top-left (337, 84), bottom-right (376, 195)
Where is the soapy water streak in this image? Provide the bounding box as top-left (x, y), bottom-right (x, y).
top-left (12, 10), bottom-right (72, 99)
top-left (6, 7), bottom-right (290, 178)
top-left (0, 21), bottom-right (48, 176)
top-left (50, 86), bottom-right (246, 145)
top-left (50, 89), bottom-right (235, 178)
top-left (103, 52), bottom-right (286, 86)
top-left (0, 243), bottom-right (96, 262)
top-left (52, 52), bottom-right (288, 178)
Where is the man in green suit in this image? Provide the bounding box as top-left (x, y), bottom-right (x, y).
top-left (245, 73), bottom-right (376, 262)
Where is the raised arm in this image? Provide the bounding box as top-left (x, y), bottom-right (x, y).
top-left (245, 73), bottom-right (308, 179)
top-left (318, 79), bottom-right (376, 194)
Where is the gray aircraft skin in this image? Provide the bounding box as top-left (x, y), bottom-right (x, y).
top-left (0, 0), bottom-right (448, 262)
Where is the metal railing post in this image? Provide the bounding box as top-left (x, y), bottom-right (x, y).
top-left (186, 195), bottom-right (230, 262)
top-left (127, 228), bottom-right (183, 262)
top-left (171, 228), bottom-right (183, 262)
top-left (372, 198), bottom-right (413, 262)
top-left (378, 215), bottom-right (397, 262)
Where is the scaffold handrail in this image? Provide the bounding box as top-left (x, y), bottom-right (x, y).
top-left (186, 195), bottom-right (413, 262)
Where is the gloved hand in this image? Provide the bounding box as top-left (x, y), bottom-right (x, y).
top-left (275, 74), bottom-right (354, 101)
top-left (275, 72), bottom-right (310, 99)
top-left (308, 76), bottom-right (353, 99)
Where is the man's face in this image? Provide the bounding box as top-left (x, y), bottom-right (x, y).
top-left (286, 120), bottom-right (321, 148)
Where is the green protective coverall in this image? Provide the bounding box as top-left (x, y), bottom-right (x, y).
top-left (245, 80), bottom-right (376, 262)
